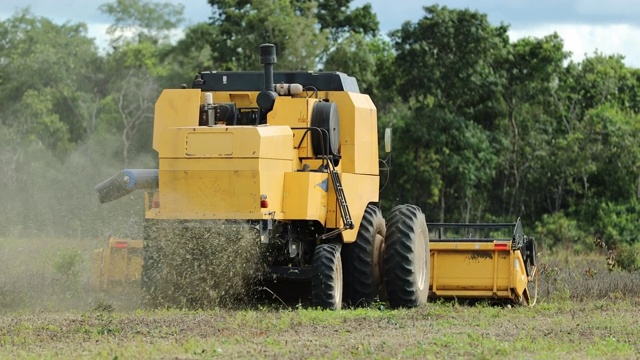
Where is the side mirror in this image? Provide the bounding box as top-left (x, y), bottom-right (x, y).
top-left (384, 128), bottom-right (392, 153)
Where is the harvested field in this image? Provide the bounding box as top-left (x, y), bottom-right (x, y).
top-left (0, 300), bottom-right (639, 359)
top-left (1, 236), bottom-right (639, 359)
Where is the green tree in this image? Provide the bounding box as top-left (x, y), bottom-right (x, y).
top-left (323, 33), bottom-right (393, 104)
top-left (99, 0), bottom-right (185, 165)
top-left (0, 9), bottom-right (102, 149)
top-left (202, 0), bottom-right (379, 71)
top-left (99, 0), bottom-right (185, 46)
top-left (383, 6), bottom-right (507, 221)
top-left (315, 0), bottom-right (379, 40)
top-left (164, 22), bottom-right (218, 84)
top-left (389, 5), bottom-right (508, 114)
top-left (385, 105), bottom-right (497, 222)
top-left (205, 0), bottom-right (329, 70)
top-left (493, 34), bottom-right (569, 218)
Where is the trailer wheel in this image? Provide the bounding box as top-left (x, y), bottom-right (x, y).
top-left (343, 205), bottom-right (386, 306)
top-left (312, 243), bottom-right (343, 310)
top-left (383, 204), bottom-right (430, 308)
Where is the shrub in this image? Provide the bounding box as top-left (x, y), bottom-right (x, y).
top-left (52, 249), bottom-right (83, 288)
top-left (590, 200), bottom-right (640, 248)
top-left (534, 212), bottom-right (590, 252)
top-left (614, 244), bottom-right (639, 272)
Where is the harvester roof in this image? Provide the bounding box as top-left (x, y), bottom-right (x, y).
top-left (193, 71), bottom-right (361, 93)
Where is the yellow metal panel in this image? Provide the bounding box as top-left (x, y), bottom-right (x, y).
top-left (282, 172), bottom-right (328, 222)
top-left (325, 92), bottom-right (378, 175)
top-left (433, 290), bottom-right (512, 298)
top-left (158, 158), bottom-right (293, 172)
top-left (430, 242), bottom-right (509, 251)
top-left (268, 97), bottom-right (317, 159)
top-left (429, 240), bottom-right (530, 301)
top-left (153, 89), bottom-right (201, 152)
top-left (326, 173), bottom-right (379, 242)
top-left (186, 132), bottom-right (234, 156)
top-left (148, 158), bottom-right (289, 220)
top-left (157, 170), bottom-right (260, 219)
top-left (513, 251), bottom-right (529, 296)
top-left (157, 126), bottom-right (294, 160)
top-left (430, 249), bottom-right (512, 292)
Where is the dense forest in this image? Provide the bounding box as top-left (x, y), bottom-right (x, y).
top-left (0, 0), bottom-right (638, 260)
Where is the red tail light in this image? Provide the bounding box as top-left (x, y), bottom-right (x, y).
top-left (260, 194), bottom-right (268, 208)
top-left (494, 243), bottom-right (509, 251)
top-left (152, 200), bottom-right (160, 208)
top-left (114, 241), bottom-right (128, 249)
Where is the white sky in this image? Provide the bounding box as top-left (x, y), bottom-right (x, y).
top-left (1, 0), bottom-right (639, 67)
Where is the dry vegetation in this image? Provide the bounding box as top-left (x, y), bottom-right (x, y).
top-left (1, 235), bottom-right (640, 359)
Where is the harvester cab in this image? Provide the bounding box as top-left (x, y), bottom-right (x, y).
top-left (94, 43), bottom-right (431, 310)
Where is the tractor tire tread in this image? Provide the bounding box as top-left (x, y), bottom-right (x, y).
top-left (312, 243), bottom-right (342, 310)
top-left (383, 204), bottom-right (429, 308)
top-left (347, 205), bottom-right (385, 306)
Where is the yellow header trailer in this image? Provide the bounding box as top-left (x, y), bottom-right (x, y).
top-left (428, 219), bottom-right (538, 306)
top-left (91, 237), bottom-right (144, 291)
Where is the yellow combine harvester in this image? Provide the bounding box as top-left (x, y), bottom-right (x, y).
top-left (95, 43), bottom-right (429, 310)
top-left (93, 44), bottom-right (537, 308)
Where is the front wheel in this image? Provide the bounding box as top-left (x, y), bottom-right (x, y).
top-left (311, 243), bottom-right (343, 310)
top-left (383, 204), bottom-right (430, 308)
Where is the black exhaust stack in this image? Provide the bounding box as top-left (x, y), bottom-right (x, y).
top-left (260, 43), bottom-right (277, 91)
top-left (256, 43), bottom-right (278, 123)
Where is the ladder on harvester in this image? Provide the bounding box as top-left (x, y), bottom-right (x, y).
top-left (320, 160), bottom-right (354, 239)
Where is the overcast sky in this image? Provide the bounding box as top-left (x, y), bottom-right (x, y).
top-left (2, 0), bottom-right (639, 67)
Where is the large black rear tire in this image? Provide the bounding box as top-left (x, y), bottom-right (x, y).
top-left (343, 205), bottom-right (386, 306)
top-left (383, 204), bottom-right (430, 308)
top-left (312, 243), bottom-right (343, 310)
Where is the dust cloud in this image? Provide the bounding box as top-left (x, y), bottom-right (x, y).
top-left (144, 220), bottom-right (269, 309)
top-left (0, 133), bottom-right (150, 312)
top-left (0, 131), bottom-right (276, 312)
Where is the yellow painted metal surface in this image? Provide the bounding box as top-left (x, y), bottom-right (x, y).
top-left (156, 125), bottom-right (296, 160)
top-left (282, 172), bottom-right (328, 222)
top-left (153, 89), bottom-right (201, 153)
top-left (186, 132), bottom-right (234, 156)
top-left (150, 125), bottom-right (298, 220)
top-left (326, 172), bottom-right (379, 243)
top-left (149, 163), bottom-right (289, 220)
top-left (268, 97), bottom-right (318, 159)
top-left (325, 92), bottom-right (379, 175)
top-left (429, 241), bottom-right (529, 302)
top-left (148, 84), bottom-right (380, 238)
top-left (91, 238), bottom-right (144, 291)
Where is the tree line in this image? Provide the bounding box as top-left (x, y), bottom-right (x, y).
top-left (0, 0), bottom-right (638, 254)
